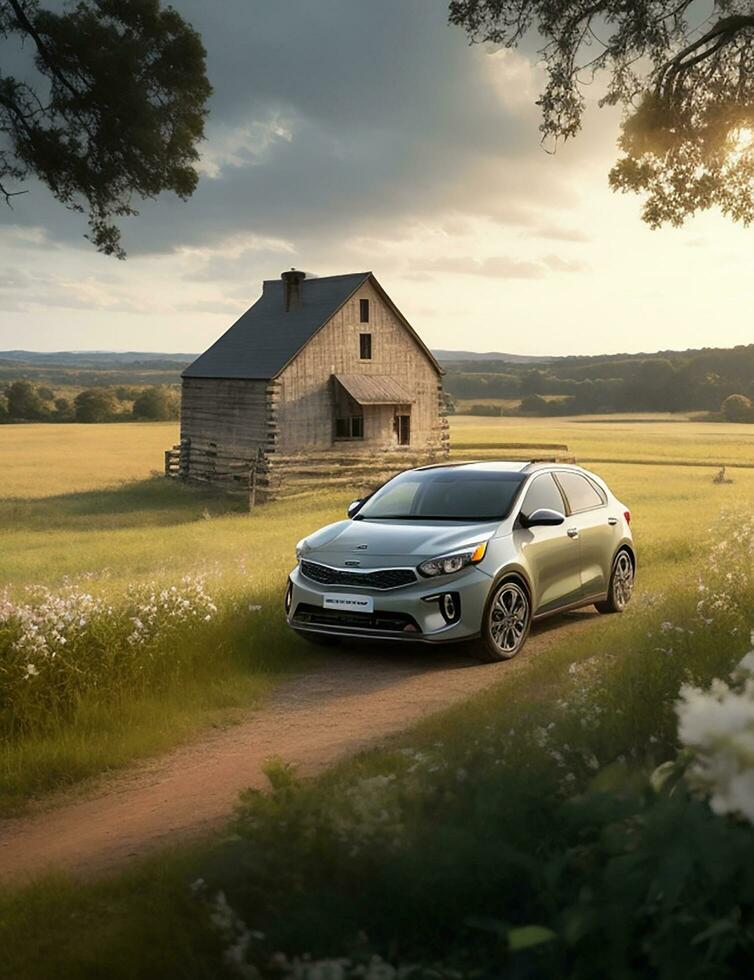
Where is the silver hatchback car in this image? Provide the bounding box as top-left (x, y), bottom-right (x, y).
top-left (285, 461), bottom-right (635, 662)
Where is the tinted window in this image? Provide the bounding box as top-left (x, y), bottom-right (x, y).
top-left (520, 474), bottom-right (565, 519)
top-left (556, 472), bottom-right (605, 513)
top-left (358, 468), bottom-right (526, 521)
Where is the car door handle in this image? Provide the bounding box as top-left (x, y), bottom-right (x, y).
top-left (608, 517), bottom-right (618, 526)
top-left (567, 527), bottom-right (579, 538)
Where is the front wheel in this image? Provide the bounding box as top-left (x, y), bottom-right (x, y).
top-left (595, 550), bottom-right (634, 614)
top-left (477, 579), bottom-right (532, 663)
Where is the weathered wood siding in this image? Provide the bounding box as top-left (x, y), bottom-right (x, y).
top-left (275, 279), bottom-right (444, 451)
top-left (180, 377), bottom-right (269, 470)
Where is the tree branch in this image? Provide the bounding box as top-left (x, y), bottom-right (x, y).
top-left (6, 0), bottom-right (81, 103)
top-left (0, 177), bottom-right (28, 207)
top-left (657, 13), bottom-right (754, 95)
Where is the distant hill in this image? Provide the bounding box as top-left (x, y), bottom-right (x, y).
top-left (441, 342), bottom-right (754, 417)
top-left (0, 350), bottom-right (197, 366)
top-left (433, 350), bottom-right (554, 364)
top-left (0, 351), bottom-right (196, 387)
top-left (2, 345), bottom-right (753, 420)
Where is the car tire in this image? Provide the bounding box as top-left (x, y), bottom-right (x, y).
top-left (477, 577), bottom-right (532, 663)
top-left (293, 630), bottom-right (340, 647)
top-left (595, 549), bottom-right (634, 614)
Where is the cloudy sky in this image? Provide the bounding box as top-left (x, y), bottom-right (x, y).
top-left (1, 0), bottom-right (751, 357)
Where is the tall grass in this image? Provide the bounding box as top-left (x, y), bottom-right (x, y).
top-left (0, 574), bottom-right (306, 808)
top-left (3, 514), bottom-right (753, 978)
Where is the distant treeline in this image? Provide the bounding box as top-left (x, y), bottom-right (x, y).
top-left (443, 344), bottom-right (754, 417)
top-left (0, 381), bottom-right (179, 423)
top-left (0, 358), bottom-right (187, 387)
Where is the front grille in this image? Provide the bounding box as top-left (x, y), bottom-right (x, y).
top-left (300, 560), bottom-right (416, 590)
top-left (293, 603), bottom-right (421, 634)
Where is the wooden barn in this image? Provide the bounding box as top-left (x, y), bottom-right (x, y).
top-left (168, 270), bottom-right (449, 502)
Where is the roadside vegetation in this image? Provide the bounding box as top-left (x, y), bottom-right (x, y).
top-left (2, 503), bottom-right (753, 978)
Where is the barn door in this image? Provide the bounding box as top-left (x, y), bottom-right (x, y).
top-left (395, 414), bottom-right (411, 446)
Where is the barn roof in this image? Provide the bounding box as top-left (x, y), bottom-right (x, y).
top-left (182, 271), bottom-right (442, 380)
top-left (335, 374), bottom-right (414, 404)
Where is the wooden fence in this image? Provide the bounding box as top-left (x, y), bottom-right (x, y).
top-left (165, 438), bottom-right (264, 510)
top-left (450, 441), bottom-right (574, 462)
top-left (165, 439), bottom-right (575, 508)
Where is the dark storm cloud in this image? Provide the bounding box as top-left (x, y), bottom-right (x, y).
top-left (1, 0), bottom-right (575, 256)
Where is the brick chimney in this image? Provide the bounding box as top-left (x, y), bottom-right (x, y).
top-left (281, 269), bottom-right (306, 312)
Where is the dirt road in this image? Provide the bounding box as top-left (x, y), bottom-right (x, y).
top-left (0, 612), bottom-right (596, 885)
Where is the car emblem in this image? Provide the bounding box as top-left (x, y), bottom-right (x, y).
top-left (355, 544), bottom-right (368, 550)
top-left (344, 560), bottom-right (360, 567)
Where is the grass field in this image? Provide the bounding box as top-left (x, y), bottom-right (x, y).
top-left (2, 413), bottom-right (753, 978)
top-left (452, 413), bottom-right (754, 466)
top-left (1, 416), bottom-right (753, 810)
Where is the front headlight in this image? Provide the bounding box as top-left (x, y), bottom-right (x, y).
top-left (295, 538), bottom-right (307, 561)
top-left (417, 541), bottom-right (488, 577)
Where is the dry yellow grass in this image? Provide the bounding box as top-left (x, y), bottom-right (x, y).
top-left (0, 416), bottom-right (752, 595)
top-left (451, 413), bottom-right (754, 467)
top-left (0, 422), bottom-right (180, 498)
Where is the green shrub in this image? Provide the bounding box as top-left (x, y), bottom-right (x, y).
top-left (721, 393), bottom-right (754, 423)
top-left (467, 402), bottom-right (502, 416)
top-left (519, 393), bottom-right (549, 415)
top-left (53, 396), bottom-right (73, 420)
top-left (189, 514), bottom-right (754, 979)
top-left (132, 385), bottom-right (180, 420)
top-left (74, 387), bottom-right (120, 422)
top-left (7, 381), bottom-right (49, 420)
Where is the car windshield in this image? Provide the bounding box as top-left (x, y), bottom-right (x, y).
top-left (356, 467), bottom-right (527, 522)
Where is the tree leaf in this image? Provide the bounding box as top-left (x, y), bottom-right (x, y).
top-left (508, 925), bottom-right (557, 951)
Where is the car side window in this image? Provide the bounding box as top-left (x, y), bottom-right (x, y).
top-left (555, 472), bottom-right (605, 513)
top-left (520, 474), bottom-right (565, 520)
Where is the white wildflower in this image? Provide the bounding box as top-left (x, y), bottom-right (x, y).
top-left (677, 675), bottom-right (754, 824)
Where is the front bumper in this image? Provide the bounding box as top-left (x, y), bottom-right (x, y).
top-left (286, 563), bottom-right (492, 644)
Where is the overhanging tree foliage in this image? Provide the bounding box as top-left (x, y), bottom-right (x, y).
top-left (449, 1), bottom-right (754, 226)
top-left (0, 0), bottom-right (211, 257)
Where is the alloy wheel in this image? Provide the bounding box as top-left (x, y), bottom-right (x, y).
top-left (488, 582), bottom-right (530, 657)
top-left (612, 552), bottom-right (634, 610)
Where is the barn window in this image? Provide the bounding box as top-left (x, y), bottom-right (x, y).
top-left (360, 298), bottom-right (369, 323)
top-left (335, 415), bottom-right (364, 440)
top-left (359, 333), bottom-right (372, 360)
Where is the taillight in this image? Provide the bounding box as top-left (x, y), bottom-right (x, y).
top-left (624, 510), bottom-right (631, 525)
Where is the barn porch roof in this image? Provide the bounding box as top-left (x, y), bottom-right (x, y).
top-left (182, 271), bottom-right (443, 381)
top-left (334, 374), bottom-right (415, 405)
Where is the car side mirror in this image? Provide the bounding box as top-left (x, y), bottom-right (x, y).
top-left (347, 499), bottom-right (364, 519)
top-left (522, 507), bottom-right (565, 527)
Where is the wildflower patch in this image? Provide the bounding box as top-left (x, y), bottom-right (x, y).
top-left (0, 575), bottom-right (228, 737)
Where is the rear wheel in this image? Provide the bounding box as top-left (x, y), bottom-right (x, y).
top-left (477, 579), bottom-right (531, 663)
top-left (595, 550), bottom-right (634, 614)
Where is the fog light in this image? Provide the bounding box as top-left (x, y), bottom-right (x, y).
top-left (437, 592), bottom-right (461, 624)
top-left (284, 580), bottom-right (293, 615)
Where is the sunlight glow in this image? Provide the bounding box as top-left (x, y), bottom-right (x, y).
top-left (727, 126), bottom-right (754, 163)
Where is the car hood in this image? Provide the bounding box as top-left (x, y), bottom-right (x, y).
top-left (300, 518), bottom-right (500, 567)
